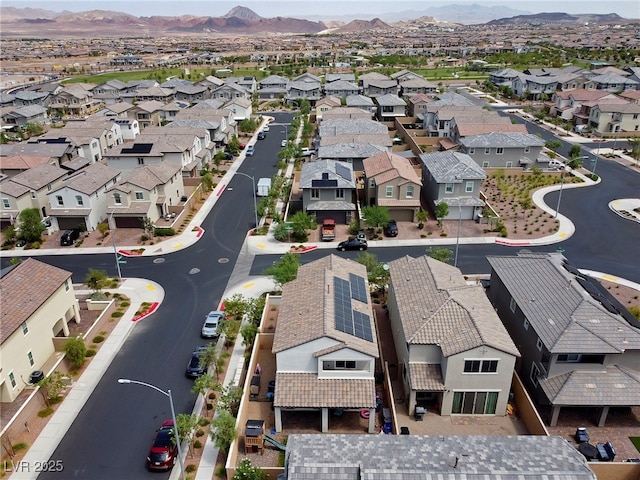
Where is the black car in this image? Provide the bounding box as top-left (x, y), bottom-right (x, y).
top-left (337, 237), bottom-right (368, 251)
top-left (185, 346), bottom-right (208, 378)
top-left (60, 229), bottom-right (80, 246)
top-left (384, 220), bottom-right (398, 237)
top-left (257, 130), bottom-right (266, 140)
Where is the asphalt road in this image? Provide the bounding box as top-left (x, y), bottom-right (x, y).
top-left (10, 110), bottom-right (640, 478)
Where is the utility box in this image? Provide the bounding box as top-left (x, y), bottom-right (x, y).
top-left (256, 178), bottom-right (271, 197)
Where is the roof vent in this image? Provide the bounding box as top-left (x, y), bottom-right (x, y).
top-left (585, 383), bottom-right (596, 389)
top-left (614, 384), bottom-right (626, 389)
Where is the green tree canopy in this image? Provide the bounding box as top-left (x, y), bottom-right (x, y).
top-left (434, 202), bottom-right (449, 227)
top-left (233, 459), bottom-right (267, 480)
top-left (361, 205), bottom-right (390, 229)
top-left (263, 252), bottom-right (300, 288)
top-left (426, 247), bottom-right (453, 264)
top-left (17, 208), bottom-right (46, 243)
top-left (210, 410), bottom-right (237, 453)
top-left (64, 336), bottom-right (87, 368)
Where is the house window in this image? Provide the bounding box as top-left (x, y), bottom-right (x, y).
top-left (47, 184), bottom-right (52, 191)
top-left (406, 186), bottom-right (414, 198)
top-left (506, 161), bottom-right (513, 168)
top-left (113, 193), bottom-right (122, 204)
top-left (464, 359), bottom-right (498, 373)
top-left (496, 147), bottom-right (504, 155)
top-left (536, 338), bottom-right (543, 351)
top-left (135, 192), bottom-right (144, 200)
top-left (481, 360), bottom-right (498, 373)
top-left (484, 148), bottom-right (490, 155)
top-left (509, 297), bottom-right (517, 313)
top-left (445, 183), bottom-right (454, 193)
top-left (28, 351), bottom-right (34, 367)
top-left (9, 372), bottom-right (16, 389)
top-left (75, 195), bottom-right (84, 206)
top-left (465, 181), bottom-right (474, 193)
top-left (65, 279), bottom-right (70, 291)
top-left (335, 189), bottom-right (344, 199)
top-left (335, 360), bottom-right (356, 369)
top-left (464, 360), bottom-right (480, 372)
top-left (21, 322), bottom-right (29, 335)
top-left (557, 354), bottom-right (581, 363)
top-left (2, 198), bottom-right (9, 208)
top-left (311, 188), bottom-right (320, 199)
top-left (452, 391), bottom-right (498, 414)
top-left (56, 195), bottom-right (64, 206)
top-left (468, 148), bottom-right (475, 154)
top-left (524, 146), bottom-right (530, 153)
top-left (523, 318), bottom-right (529, 330)
top-left (385, 186), bottom-right (393, 197)
top-left (482, 161), bottom-right (489, 168)
top-left (530, 363), bottom-right (540, 386)
top-left (137, 157), bottom-right (144, 165)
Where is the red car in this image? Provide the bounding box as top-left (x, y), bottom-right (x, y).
top-left (146, 419), bottom-right (178, 471)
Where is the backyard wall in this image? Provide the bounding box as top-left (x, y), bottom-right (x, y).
top-left (511, 371), bottom-right (548, 436)
top-left (589, 462), bottom-right (640, 480)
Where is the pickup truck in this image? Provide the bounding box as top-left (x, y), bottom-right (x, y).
top-left (300, 147), bottom-right (315, 157)
top-left (321, 218), bottom-right (336, 241)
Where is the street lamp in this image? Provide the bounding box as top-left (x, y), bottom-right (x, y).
top-left (590, 156), bottom-right (598, 174)
top-left (109, 209), bottom-right (122, 283)
top-left (118, 379), bottom-right (186, 480)
top-left (234, 172), bottom-right (259, 229)
top-left (452, 200), bottom-right (462, 268)
top-left (554, 167), bottom-right (566, 219)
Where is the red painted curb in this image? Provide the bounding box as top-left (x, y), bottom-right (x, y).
top-left (290, 245), bottom-right (318, 254)
top-left (194, 226), bottom-right (204, 238)
top-left (118, 249), bottom-right (144, 257)
top-left (132, 302), bottom-right (159, 322)
top-left (495, 239), bottom-right (530, 246)
top-left (216, 184), bottom-right (226, 196)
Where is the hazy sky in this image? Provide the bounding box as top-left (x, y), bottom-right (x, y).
top-left (3, 0), bottom-right (639, 19)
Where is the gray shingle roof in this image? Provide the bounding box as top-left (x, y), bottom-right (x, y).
top-left (300, 160), bottom-right (355, 189)
top-left (419, 151), bottom-right (486, 182)
top-left (388, 255), bottom-right (519, 357)
top-left (317, 143), bottom-right (387, 160)
top-left (320, 118), bottom-right (388, 137)
top-left (54, 163), bottom-right (120, 195)
top-left (487, 253), bottom-right (640, 353)
top-left (283, 434), bottom-right (596, 480)
top-left (459, 132), bottom-right (546, 148)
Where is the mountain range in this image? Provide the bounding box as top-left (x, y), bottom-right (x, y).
top-left (0, 5), bottom-right (628, 38)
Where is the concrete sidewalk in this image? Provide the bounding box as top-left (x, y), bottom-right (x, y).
top-left (10, 278), bottom-right (165, 480)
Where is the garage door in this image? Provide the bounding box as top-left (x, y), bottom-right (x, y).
top-left (57, 217), bottom-right (84, 230)
top-left (310, 210), bottom-right (347, 224)
top-left (390, 209), bottom-right (414, 222)
top-left (114, 216), bottom-right (143, 229)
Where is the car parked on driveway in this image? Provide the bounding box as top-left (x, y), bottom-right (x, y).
top-left (185, 346), bottom-right (208, 378)
top-left (60, 229), bottom-right (80, 246)
top-left (201, 311), bottom-right (224, 339)
top-left (384, 220), bottom-right (398, 237)
top-left (146, 419), bottom-right (178, 471)
top-left (337, 237), bottom-right (368, 251)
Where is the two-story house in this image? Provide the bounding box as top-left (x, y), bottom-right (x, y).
top-left (512, 75), bottom-right (558, 100)
top-left (386, 255), bottom-right (519, 417)
top-left (272, 255), bottom-right (379, 433)
top-left (320, 107), bottom-right (373, 124)
top-left (127, 100), bottom-right (165, 129)
top-left (223, 97), bottom-right (252, 121)
top-left (210, 83), bottom-right (251, 102)
top-left (0, 259), bottom-right (80, 403)
top-left (299, 160), bottom-right (357, 224)
top-left (47, 162), bottom-right (120, 231)
top-left (345, 94), bottom-right (376, 115)
top-left (375, 94), bottom-right (406, 122)
top-left (419, 151), bottom-right (486, 220)
top-left (408, 94), bottom-right (434, 118)
top-left (588, 102), bottom-right (640, 134)
top-left (324, 80), bottom-right (360, 99)
top-left (1, 105), bottom-right (48, 127)
top-left (106, 162), bottom-right (184, 227)
top-left (286, 80), bottom-right (322, 105)
top-left (549, 89), bottom-right (616, 123)
top-left (398, 77), bottom-right (438, 98)
top-left (362, 151), bottom-right (422, 222)
top-left (314, 96), bottom-right (342, 121)
top-left (486, 252), bottom-right (640, 426)
top-left (458, 132), bottom-right (547, 170)
top-left (48, 84), bottom-right (100, 118)
top-left (257, 74), bottom-right (289, 100)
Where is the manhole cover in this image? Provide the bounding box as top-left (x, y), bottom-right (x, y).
top-left (218, 258), bottom-right (229, 264)
top-left (153, 258), bottom-right (165, 264)
top-left (189, 268), bottom-right (200, 275)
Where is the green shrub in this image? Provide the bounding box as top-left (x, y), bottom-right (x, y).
top-left (86, 349), bottom-right (97, 357)
top-left (193, 440), bottom-right (202, 449)
top-left (38, 407), bottom-right (54, 418)
top-left (92, 335), bottom-right (105, 343)
top-left (198, 417), bottom-right (210, 426)
top-left (111, 311), bottom-right (124, 318)
top-left (154, 227), bottom-right (176, 236)
top-left (186, 464), bottom-right (197, 473)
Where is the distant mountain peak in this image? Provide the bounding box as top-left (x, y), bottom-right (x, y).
top-left (223, 6), bottom-right (262, 20)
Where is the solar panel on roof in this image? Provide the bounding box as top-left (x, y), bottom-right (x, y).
top-left (122, 143), bottom-right (153, 154)
top-left (353, 311), bottom-right (374, 342)
top-left (312, 179), bottom-right (338, 188)
top-left (335, 163), bottom-right (351, 181)
top-left (334, 277), bottom-right (354, 335)
top-left (562, 262), bottom-right (581, 276)
top-left (349, 273), bottom-right (368, 304)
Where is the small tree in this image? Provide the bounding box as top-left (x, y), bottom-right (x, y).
top-left (240, 323), bottom-right (259, 350)
top-left (426, 247), bottom-right (454, 264)
top-left (176, 413), bottom-right (199, 456)
top-left (201, 172), bottom-right (214, 192)
top-left (416, 209), bottom-right (428, 229)
top-left (141, 217), bottom-right (154, 238)
top-left (628, 137), bottom-right (640, 166)
top-left (17, 208), bottom-right (45, 243)
top-left (544, 139), bottom-right (562, 152)
top-left (36, 371), bottom-right (67, 407)
top-left (84, 268), bottom-right (108, 295)
top-left (233, 459), bottom-right (267, 480)
top-left (217, 385), bottom-right (242, 416)
top-left (64, 336), bottom-right (87, 369)
top-left (434, 202), bottom-right (449, 228)
top-left (263, 252), bottom-right (300, 288)
top-left (209, 410), bottom-right (237, 453)
top-left (97, 222), bottom-right (109, 239)
top-left (288, 211), bottom-right (315, 241)
top-left (361, 205), bottom-right (390, 230)
top-left (2, 225), bottom-right (17, 245)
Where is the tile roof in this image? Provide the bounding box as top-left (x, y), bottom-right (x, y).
top-left (362, 151), bottom-right (422, 187)
top-left (388, 255), bottom-right (519, 357)
top-left (299, 160), bottom-right (355, 189)
top-left (459, 132), bottom-right (545, 148)
top-left (273, 373), bottom-right (375, 408)
top-left (419, 151), bottom-right (486, 182)
top-left (408, 363), bottom-right (445, 391)
top-left (272, 255), bottom-right (378, 358)
top-left (0, 154), bottom-right (52, 170)
top-left (53, 163), bottom-right (120, 195)
top-left (283, 434), bottom-right (596, 480)
top-left (320, 118), bottom-right (388, 137)
top-left (8, 163), bottom-right (67, 190)
top-left (375, 94), bottom-right (406, 106)
top-left (0, 258), bottom-right (72, 344)
top-left (317, 143), bottom-right (387, 159)
top-left (487, 253), bottom-right (640, 354)
top-left (112, 162), bottom-right (181, 191)
top-left (319, 134), bottom-right (392, 148)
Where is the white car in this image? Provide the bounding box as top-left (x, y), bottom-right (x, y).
top-left (201, 311), bottom-right (224, 339)
top-left (262, 125), bottom-right (270, 132)
top-left (281, 139), bottom-right (288, 147)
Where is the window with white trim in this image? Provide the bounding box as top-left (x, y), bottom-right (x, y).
top-left (484, 147), bottom-right (490, 155)
top-left (523, 318), bottom-right (529, 330)
top-left (524, 146), bottom-right (530, 153)
top-left (506, 161), bottom-right (513, 168)
top-left (468, 147), bottom-right (475, 154)
top-left (2, 198), bottom-right (9, 208)
top-left (9, 372), bottom-right (16, 388)
top-left (30, 190), bottom-right (36, 199)
top-left (21, 322), bottom-right (29, 335)
top-left (335, 189), bottom-right (344, 199)
top-left (75, 195), bottom-right (84, 206)
top-left (445, 183), bottom-right (454, 193)
top-left (113, 193), bottom-right (122, 204)
top-left (385, 186), bottom-right (393, 197)
top-left (135, 192), bottom-right (144, 200)
top-left (557, 354), bottom-right (581, 363)
top-left (311, 188), bottom-right (320, 199)
top-left (406, 186), bottom-right (414, 198)
top-left (465, 181), bottom-right (474, 193)
top-left (496, 147), bottom-right (504, 155)
top-left (482, 161), bottom-right (489, 168)
top-left (530, 363), bottom-right (540, 386)
top-left (56, 195), bottom-right (64, 206)
top-left (536, 338), bottom-right (543, 351)
top-left (464, 359), bottom-right (498, 373)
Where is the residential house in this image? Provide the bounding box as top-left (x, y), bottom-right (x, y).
top-left (174, 105), bottom-right (236, 148)
top-left (223, 97), bottom-right (252, 121)
top-left (1, 105), bottom-right (48, 127)
top-left (272, 255), bottom-right (379, 433)
top-left (317, 143), bottom-right (388, 170)
top-left (486, 252), bottom-right (640, 426)
top-left (489, 68), bottom-right (522, 87)
top-left (325, 73), bottom-right (356, 83)
top-left (12, 91), bottom-right (50, 108)
top-left (398, 77), bottom-right (438, 98)
top-left (386, 255), bottom-right (519, 417)
top-left (48, 84), bottom-right (100, 117)
top-left (281, 434), bottom-right (596, 480)
top-left (257, 74), bottom-right (289, 100)
top-left (134, 86), bottom-right (175, 103)
top-left (47, 162), bottom-right (120, 231)
top-left (299, 160), bottom-right (357, 224)
top-left (320, 107), bottom-right (373, 123)
top-left (345, 94), bottom-right (376, 115)
top-left (512, 75), bottom-right (558, 100)
top-left (286, 80), bottom-right (322, 105)
top-left (408, 93), bottom-right (434, 118)
top-left (39, 118), bottom-right (124, 162)
top-left (362, 151), bottom-right (422, 222)
top-left (421, 92), bottom-right (477, 132)
top-left (314, 96), bottom-right (342, 121)
top-left (210, 83), bottom-right (251, 102)
top-left (423, 105), bottom-right (503, 139)
top-left (174, 84), bottom-right (209, 104)
top-left (197, 75), bottom-right (225, 91)
top-left (375, 94), bottom-right (406, 121)
top-left (0, 163), bottom-right (68, 227)
top-left (419, 151), bottom-right (486, 220)
top-left (0, 154), bottom-right (53, 179)
top-left (109, 118), bottom-right (140, 141)
top-left (619, 89), bottom-right (640, 105)
top-left (318, 118), bottom-right (392, 169)
top-left (0, 259), bottom-right (80, 403)
top-left (550, 89), bottom-right (617, 123)
top-left (458, 132), bottom-right (547, 170)
top-left (99, 101), bottom-right (135, 119)
top-left (588, 73), bottom-right (639, 93)
top-left (588, 102), bottom-right (640, 134)
top-left (106, 162), bottom-right (184, 228)
top-left (324, 80), bottom-right (360, 99)
top-left (127, 100), bottom-right (166, 129)
top-left (1, 141), bottom-right (76, 166)
top-left (160, 102), bottom-right (182, 123)
top-left (364, 78), bottom-right (398, 98)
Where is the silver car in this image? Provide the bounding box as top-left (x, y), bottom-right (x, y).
top-left (201, 311), bottom-right (224, 339)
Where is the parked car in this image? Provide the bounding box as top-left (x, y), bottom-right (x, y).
top-left (263, 123), bottom-right (271, 130)
top-left (246, 145), bottom-right (255, 156)
top-left (384, 220), bottom-right (398, 237)
top-left (146, 419), bottom-right (178, 471)
top-left (281, 139), bottom-right (288, 147)
top-left (300, 147), bottom-right (315, 157)
top-left (257, 130), bottom-right (266, 140)
top-left (60, 229), bottom-right (80, 246)
top-left (337, 237), bottom-right (368, 251)
top-left (185, 346), bottom-right (208, 378)
top-left (201, 311), bottom-right (224, 339)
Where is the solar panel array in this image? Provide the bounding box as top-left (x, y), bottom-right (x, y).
top-left (349, 273), bottom-right (368, 304)
top-left (334, 276), bottom-right (373, 342)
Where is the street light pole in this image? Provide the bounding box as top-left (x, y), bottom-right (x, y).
top-left (554, 167), bottom-right (565, 219)
top-left (109, 210), bottom-right (122, 283)
top-left (453, 201), bottom-right (462, 268)
top-left (234, 172), bottom-right (258, 229)
top-left (118, 379), bottom-right (186, 480)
